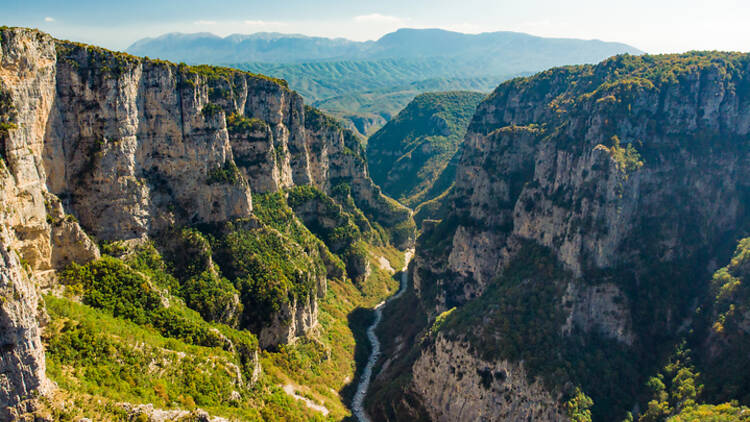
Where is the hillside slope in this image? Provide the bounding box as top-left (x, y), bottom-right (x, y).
top-left (366, 91), bottom-right (486, 208)
top-left (367, 52), bottom-right (750, 421)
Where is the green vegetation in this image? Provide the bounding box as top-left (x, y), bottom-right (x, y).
top-left (227, 113), bottom-right (267, 135)
top-left (0, 80), bottom-right (16, 168)
top-left (565, 388), bottom-right (594, 422)
top-left (640, 343), bottom-right (702, 422)
top-left (0, 82), bottom-right (17, 134)
top-left (206, 159), bottom-right (242, 186)
top-left (179, 63), bottom-right (288, 89)
top-left (633, 338), bottom-right (750, 422)
top-left (367, 91), bottom-right (486, 208)
top-left (215, 221), bottom-right (322, 331)
top-left (61, 256), bottom-right (224, 348)
top-left (201, 102), bottom-right (223, 119)
top-left (607, 136), bottom-right (644, 174)
top-left (482, 52), bottom-right (750, 144)
top-left (287, 185), bottom-right (375, 251)
top-left (43, 296), bottom-right (321, 421)
top-left (55, 40), bottom-right (141, 78)
top-left (46, 200), bottom-right (405, 420)
top-left (440, 240), bottom-right (569, 367)
top-left (667, 403), bottom-right (750, 421)
top-left (44, 239), bottom-right (335, 420)
top-left (428, 307), bottom-right (455, 335)
top-left (413, 184), bottom-right (454, 226)
top-left (245, 187), bottom-right (406, 418)
top-left (700, 238), bottom-right (750, 405)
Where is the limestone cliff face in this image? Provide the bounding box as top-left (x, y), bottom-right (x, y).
top-left (258, 293), bottom-right (319, 349)
top-left (0, 27), bottom-right (414, 417)
top-left (411, 335), bottom-right (566, 422)
top-left (403, 53), bottom-right (750, 419)
top-left (0, 28), bottom-right (99, 419)
top-left (45, 44), bottom-right (257, 241)
top-left (417, 53), bottom-right (750, 317)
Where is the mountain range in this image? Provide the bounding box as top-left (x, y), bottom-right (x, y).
top-left (127, 28), bottom-right (643, 135)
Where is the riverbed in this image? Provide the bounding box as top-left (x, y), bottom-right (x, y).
top-left (351, 249), bottom-right (414, 422)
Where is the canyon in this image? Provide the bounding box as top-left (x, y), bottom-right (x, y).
top-left (2, 24), bottom-right (750, 422)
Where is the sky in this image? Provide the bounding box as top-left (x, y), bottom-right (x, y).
top-left (2, 0), bottom-right (749, 53)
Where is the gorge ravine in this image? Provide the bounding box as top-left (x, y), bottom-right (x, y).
top-left (352, 249), bottom-right (414, 422)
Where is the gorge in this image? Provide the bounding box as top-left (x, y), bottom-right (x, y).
top-left (1, 24), bottom-right (750, 422)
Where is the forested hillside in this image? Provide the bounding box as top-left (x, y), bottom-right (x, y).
top-left (366, 91), bottom-right (486, 209)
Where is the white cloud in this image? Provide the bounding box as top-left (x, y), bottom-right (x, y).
top-left (44, 17), bottom-right (55, 22)
top-left (354, 13), bottom-right (404, 24)
top-left (243, 20), bottom-right (286, 27)
top-left (194, 20), bottom-right (217, 25)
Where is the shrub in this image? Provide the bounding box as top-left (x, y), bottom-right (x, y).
top-left (206, 160), bottom-right (242, 186)
top-left (201, 102), bottom-right (223, 119)
top-left (180, 270), bottom-right (241, 327)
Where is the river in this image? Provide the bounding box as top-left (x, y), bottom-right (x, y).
top-left (351, 249), bottom-right (414, 422)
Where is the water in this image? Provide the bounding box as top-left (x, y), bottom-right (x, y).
top-left (351, 250), bottom-right (413, 422)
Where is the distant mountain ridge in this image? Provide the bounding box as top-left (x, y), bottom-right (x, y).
top-left (127, 28), bottom-right (643, 136)
top-left (127, 28), bottom-right (642, 66)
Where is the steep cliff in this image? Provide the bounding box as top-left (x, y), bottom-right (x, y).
top-left (369, 52), bottom-right (750, 420)
top-left (0, 26), bottom-right (413, 419)
top-left (0, 28), bottom-right (100, 420)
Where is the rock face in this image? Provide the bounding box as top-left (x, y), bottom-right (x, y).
top-left (258, 293), bottom-right (319, 349)
top-left (411, 335), bottom-right (566, 422)
top-left (0, 28), bottom-right (99, 420)
top-left (0, 27), bottom-right (414, 417)
top-left (376, 52), bottom-right (750, 420)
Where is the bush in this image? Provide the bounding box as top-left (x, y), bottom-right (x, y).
top-left (61, 256), bottom-right (162, 325)
top-left (206, 160), bottom-right (242, 186)
top-left (201, 102), bottom-right (223, 119)
top-left (181, 270), bottom-right (241, 327)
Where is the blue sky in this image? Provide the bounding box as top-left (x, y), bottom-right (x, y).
top-left (2, 0), bottom-right (749, 53)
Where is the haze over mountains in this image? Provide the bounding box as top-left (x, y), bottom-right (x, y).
top-left (127, 28), bottom-right (642, 67)
top-left (127, 28), bottom-right (643, 135)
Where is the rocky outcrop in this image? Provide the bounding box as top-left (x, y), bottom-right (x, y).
top-left (258, 293), bottom-right (319, 349)
top-left (411, 335), bottom-right (566, 422)
top-left (116, 403), bottom-right (230, 422)
top-left (46, 43), bottom-right (256, 241)
top-left (399, 53), bottom-right (750, 419)
top-left (560, 281), bottom-right (633, 345)
top-left (0, 226), bottom-right (53, 421)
